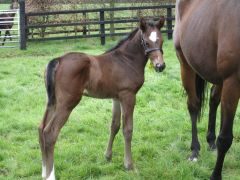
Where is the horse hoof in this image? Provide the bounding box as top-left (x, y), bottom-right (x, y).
top-left (124, 163), bottom-right (134, 170)
top-left (188, 151), bottom-right (199, 162)
top-left (105, 153), bottom-right (112, 162)
top-left (210, 174), bottom-right (222, 180)
top-left (188, 151), bottom-right (198, 162)
top-left (188, 157), bottom-right (198, 162)
top-left (208, 143), bottom-right (217, 151)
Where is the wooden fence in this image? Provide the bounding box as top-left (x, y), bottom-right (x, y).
top-left (18, 0), bottom-right (175, 50)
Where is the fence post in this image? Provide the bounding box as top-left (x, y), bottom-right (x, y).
top-left (167, 7), bottom-right (173, 40)
top-left (99, 10), bottom-right (105, 45)
top-left (83, 12), bottom-right (87, 36)
top-left (19, 0), bottom-right (26, 50)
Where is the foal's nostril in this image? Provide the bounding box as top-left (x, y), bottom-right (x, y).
top-left (162, 63), bottom-right (166, 70)
top-left (155, 63), bottom-right (166, 72)
top-left (156, 63), bottom-right (161, 68)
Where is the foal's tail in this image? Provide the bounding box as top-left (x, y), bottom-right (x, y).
top-left (195, 74), bottom-right (207, 121)
top-left (45, 58), bottom-right (59, 107)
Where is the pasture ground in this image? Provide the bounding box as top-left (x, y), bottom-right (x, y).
top-left (0, 37), bottom-right (239, 180)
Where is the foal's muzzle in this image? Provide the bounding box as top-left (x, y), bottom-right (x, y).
top-left (155, 63), bottom-right (166, 72)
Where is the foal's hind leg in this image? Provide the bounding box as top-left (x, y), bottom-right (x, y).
top-left (39, 107), bottom-right (54, 179)
top-left (207, 85), bottom-right (222, 150)
top-left (177, 50), bottom-right (201, 161)
top-left (42, 105), bottom-right (74, 179)
top-left (39, 93), bottom-right (83, 180)
top-left (39, 74), bottom-right (87, 179)
top-left (105, 99), bottom-right (121, 161)
top-left (211, 75), bottom-right (240, 180)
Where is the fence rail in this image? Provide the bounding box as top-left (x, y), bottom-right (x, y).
top-left (18, 0), bottom-right (175, 50)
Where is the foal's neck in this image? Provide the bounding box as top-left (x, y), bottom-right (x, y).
top-left (120, 30), bottom-right (148, 70)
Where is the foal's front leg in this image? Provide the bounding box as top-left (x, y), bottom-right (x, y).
top-left (105, 99), bottom-right (121, 161)
top-left (119, 92), bottom-right (136, 170)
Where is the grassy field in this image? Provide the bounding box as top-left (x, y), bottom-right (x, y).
top-left (0, 36), bottom-right (239, 180)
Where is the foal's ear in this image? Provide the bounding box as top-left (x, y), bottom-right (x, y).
top-left (139, 17), bottom-right (147, 32)
top-left (156, 16), bottom-right (165, 29)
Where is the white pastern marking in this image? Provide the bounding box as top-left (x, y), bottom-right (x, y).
top-left (188, 157), bottom-right (198, 162)
top-left (46, 165), bottom-right (55, 180)
top-left (42, 164), bottom-right (46, 178)
top-left (192, 158), bottom-right (198, 162)
top-left (149, 31), bottom-right (158, 42)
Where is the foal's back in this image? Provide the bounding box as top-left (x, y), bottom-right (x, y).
top-left (56, 52), bottom-right (144, 99)
top-left (174, 0), bottom-right (240, 83)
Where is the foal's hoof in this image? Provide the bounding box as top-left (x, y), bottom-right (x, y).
top-left (124, 163), bottom-right (134, 171)
top-left (188, 151), bottom-right (199, 162)
top-left (105, 152), bottom-right (112, 162)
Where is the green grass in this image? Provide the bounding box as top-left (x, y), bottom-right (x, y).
top-left (0, 37), bottom-right (239, 180)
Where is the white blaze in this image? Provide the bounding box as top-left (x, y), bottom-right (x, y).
top-left (149, 31), bottom-right (157, 42)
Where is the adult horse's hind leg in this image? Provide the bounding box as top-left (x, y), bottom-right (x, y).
top-left (211, 75), bottom-right (240, 180)
top-left (119, 92), bottom-right (136, 170)
top-left (7, 30), bottom-right (12, 41)
top-left (207, 85), bottom-right (222, 150)
top-left (105, 99), bottom-right (121, 161)
top-left (177, 50), bottom-right (202, 161)
top-left (2, 31), bottom-right (8, 46)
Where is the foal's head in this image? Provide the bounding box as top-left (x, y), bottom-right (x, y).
top-left (139, 17), bottom-right (165, 72)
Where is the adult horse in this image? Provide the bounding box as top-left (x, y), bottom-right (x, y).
top-left (174, 0), bottom-right (240, 179)
top-left (39, 18), bottom-right (165, 180)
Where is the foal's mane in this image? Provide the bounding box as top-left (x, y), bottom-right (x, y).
top-left (105, 28), bottom-right (139, 53)
top-left (105, 20), bottom-right (158, 53)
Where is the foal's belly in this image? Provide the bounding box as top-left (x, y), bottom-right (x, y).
top-left (83, 86), bottom-right (118, 99)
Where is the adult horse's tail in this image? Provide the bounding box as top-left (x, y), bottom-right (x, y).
top-left (195, 74), bottom-right (207, 121)
top-left (45, 58), bottom-right (59, 107)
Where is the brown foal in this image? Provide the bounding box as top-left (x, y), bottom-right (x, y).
top-left (174, 0), bottom-right (240, 179)
top-left (39, 18), bottom-right (165, 180)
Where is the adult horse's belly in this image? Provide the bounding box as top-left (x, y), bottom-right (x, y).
top-left (179, 0), bottom-right (240, 84)
top-left (179, 4), bottom-right (222, 84)
top-left (181, 40), bottom-right (222, 84)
